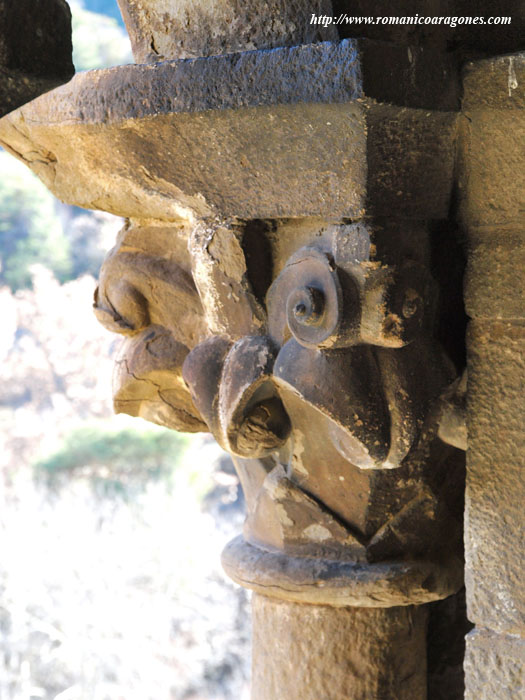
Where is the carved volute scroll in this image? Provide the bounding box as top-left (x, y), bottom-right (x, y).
top-left (95, 216), bottom-right (466, 607)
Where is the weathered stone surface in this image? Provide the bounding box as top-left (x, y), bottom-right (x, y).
top-left (466, 321), bottom-right (525, 635)
top-left (0, 0), bottom-right (73, 117)
top-left (222, 536), bottom-right (463, 607)
top-left (437, 372), bottom-right (467, 451)
top-left (122, 0), bottom-right (524, 65)
top-left (92, 211), bottom-right (465, 615)
top-left (0, 10), bottom-right (474, 693)
top-left (251, 594), bottom-right (428, 700)
top-left (189, 221), bottom-right (266, 339)
top-left (245, 464), bottom-right (367, 562)
top-left (118, 0), bottom-right (337, 62)
top-left (112, 327), bottom-right (207, 432)
top-left (467, 321), bottom-right (525, 446)
top-left (218, 337), bottom-right (290, 456)
top-left (183, 334), bottom-right (291, 457)
top-left (0, 40), bottom-right (457, 122)
top-left (465, 629), bottom-right (525, 700)
top-left (462, 52), bottom-right (525, 111)
top-left (460, 49), bottom-right (525, 700)
top-left (94, 222), bottom-right (209, 432)
top-left (272, 342), bottom-right (461, 546)
top-left (0, 41), bottom-right (457, 221)
top-left (267, 237), bottom-right (437, 351)
top-left (465, 231), bottom-right (525, 321)
top-left (458, 53), bottom-right (525, 228)
top-left (95, 223), bottom-right (205, 344)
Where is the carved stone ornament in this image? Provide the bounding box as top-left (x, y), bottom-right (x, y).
top-left (4, 0), bottom-right (525, 693)
top-left (0, 35), bottom-right (467, 612)
top-left (0, 4), bottom-right (484, 692)
top-left (94, 216), bottom-right (466, 608)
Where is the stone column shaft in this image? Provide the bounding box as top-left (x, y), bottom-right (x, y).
top-left (459, 53), bottom-right (525, 699)
top-left (252, 596), bottom-right (428, 700)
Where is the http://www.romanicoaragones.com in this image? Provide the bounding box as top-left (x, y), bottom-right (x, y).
top-left (310, 14), bottom-right (511, 28)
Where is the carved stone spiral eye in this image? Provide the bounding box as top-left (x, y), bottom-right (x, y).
top-left (286, 275), bottom-right (339, 347)
top-left (288, 285), bottom-right (324, 325)
top-left (267, 247), bottom-right (360, 349)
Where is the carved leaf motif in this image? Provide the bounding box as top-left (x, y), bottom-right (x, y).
top-left (266, 246), bottom-right (361, 349)
top-left (93, 217), bottom-right (464, 571)
top-left (94, 224), bottom-right (209, 431)
top-left (114, 326), bottom-right (206, 432)
top-left (219, 336), bottom-right (290, 457)
top-left (274, 338), bottom-right (391, 469)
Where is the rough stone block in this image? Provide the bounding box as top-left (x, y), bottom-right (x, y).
top-left (119, 0), bottom-right (525, 63)
top-left (118, 0), bottom-right (337, 62)
top-left (465, 629), bottom-right (525, 700)
top-left (466, 320), bottom-right (525, 635)
top-left (458, 53), bottom-right (525, 228)
top-left (0, 0), bottom-right (73, 117)
top-left (462, 52), bottom-right (525, 112)
top-left (467, 321), bottom-right (525, 436)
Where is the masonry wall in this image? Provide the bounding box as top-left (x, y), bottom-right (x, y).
top-left (459, 54), bottom-right (525, 699)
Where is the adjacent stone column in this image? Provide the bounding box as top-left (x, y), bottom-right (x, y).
top-left (459, 53), bottom-right (525, 699)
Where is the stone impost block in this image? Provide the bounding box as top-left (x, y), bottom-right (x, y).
top-left (0, 0), bottom-right (74, 117)
top-left (119, 0), bottom-right (525, 65)
top-left (0, 40), bottom-right (457, 222)
top-left (466, 320), bottom-right (525, 636)
top-left (117, 0), bottom-right (338, 63)
top-left (465, 628), bottom-right (525, 700)
top-left (458, 53), bottom-right (525, 228)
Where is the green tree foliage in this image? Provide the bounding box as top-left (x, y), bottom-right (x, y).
top-left (35, 425), bottom-right (191, 497)
top-left (0, 152), bottom-right (71, 290)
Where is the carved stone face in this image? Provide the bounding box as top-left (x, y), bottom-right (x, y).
top-left (94, 217), bottom-right (464, 569)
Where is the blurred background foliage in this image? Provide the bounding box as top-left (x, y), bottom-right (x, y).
top-left (0, 155), bottom-right (72, 290)
top-left (35, 425), bottom-right (191, 497)
top-left (0, 2), bottom-right (251, 698)
top-left (0, 0), bottom-right (132, 294)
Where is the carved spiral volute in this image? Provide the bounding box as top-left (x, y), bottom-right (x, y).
top-left (267, 243), bottom-right (434, 351)
top-left (267, 247), bottom-right (361, 349)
